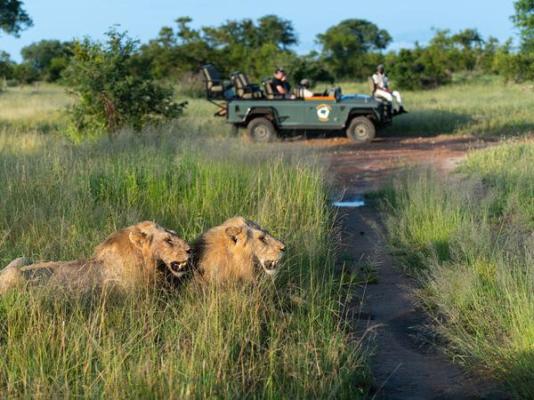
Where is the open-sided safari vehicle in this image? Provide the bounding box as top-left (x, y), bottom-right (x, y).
top-left (202, 64), bottom-right (398, 143)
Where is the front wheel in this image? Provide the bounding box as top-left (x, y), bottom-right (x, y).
top-left (346, 116), bottom-right (376, 143)
top-left (247, 117), bottom-right (277, 143)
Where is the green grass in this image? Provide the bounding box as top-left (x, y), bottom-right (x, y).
top-left (0, 91), bottom-right (369, 397)
top-left (340, 76), bottom-right (534, 137)
top-left (382, 141), bottom-right (534, 398)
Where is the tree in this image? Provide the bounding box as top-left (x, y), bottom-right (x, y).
top-left (0, 50), bottom-right (13, 79)
top-left (317, 19), bottom-right (391, 79)
top-left (451, 29), bottom-right (483, 50)
top-left (20, 40), bottom-right (72, 81)
top-left (0, 0), bottom-right (32, 36)
top-left (511, 0), bottom-right (534, 52)
top-left (138, 15), bottom-right (298, 80)
top-left (64, 30), bottom-right (186, 137)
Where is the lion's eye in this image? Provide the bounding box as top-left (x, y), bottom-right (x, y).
top-left (259, 235), bottom-right (266, 242)
top-left (165, 238), bottom-right (173, 245)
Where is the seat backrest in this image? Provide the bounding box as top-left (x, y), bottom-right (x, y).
top-left (368, 76), bottom-right (377, 95)
top-left (263, 79), bottom-right (275, 99)
top-left (230, 72), bottom-right (244, 96)
top-left (202, 64), bottom-right (223, 90)
top-left (238, 73), bottom-right (251, 87)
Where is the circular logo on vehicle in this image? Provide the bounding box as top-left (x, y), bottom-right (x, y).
top-left (316, 104), bottom-right (332, 122)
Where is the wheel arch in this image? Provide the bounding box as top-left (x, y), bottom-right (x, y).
top-left (243, 107), bottom-right (280, 127)
top-left (345, 108), bottom-right (379, 127)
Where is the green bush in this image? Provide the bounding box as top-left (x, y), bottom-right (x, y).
top-left (387, 47), bottom-right (452, 90)
top-left (63, 30), bottom-right (186, 137)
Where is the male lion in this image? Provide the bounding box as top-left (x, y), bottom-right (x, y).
top-left (0, 221), bottom-right (191, 294)
top-left (192, 216), bottom-right (285, 283)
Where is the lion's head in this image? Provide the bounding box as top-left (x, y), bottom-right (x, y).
top-left (193, 216), bottom-right (286, 283)
top-left (95, 221), bottom-right (191, 283)
top-left (128, 221), bottom-right (192, 278)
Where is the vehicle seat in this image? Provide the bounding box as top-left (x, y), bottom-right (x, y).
top-left (263, 79), bottom-right (284, 100)
top-left (201, 64), bottom-right (228, 99)
top-left (231, 72), bottom-right (263, 99)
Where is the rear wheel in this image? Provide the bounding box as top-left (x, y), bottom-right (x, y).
top-left (346, 116), bottom-right (376, 143)
top-left (247, 117), bottom-right (277, 143)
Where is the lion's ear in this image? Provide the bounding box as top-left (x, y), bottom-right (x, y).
top-left (129, 230), bottom-right (149, 249)
top-left (225, 226), bottom-right (243, 244)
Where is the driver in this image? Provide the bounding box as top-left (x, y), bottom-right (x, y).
top-left (372, 64), bottom-right (406, 114)
top-left (272, 68), bottom-right (293, 97)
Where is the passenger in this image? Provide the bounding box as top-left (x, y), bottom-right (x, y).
top-left (372, 64), bottom-right (406, 114)
top-left (272, 68), bottom-right (294, 98)
top-left (297, 79), bottom-right (314, 99)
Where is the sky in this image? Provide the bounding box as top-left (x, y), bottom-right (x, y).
top-left (1, 0), bottom-right (518, 61)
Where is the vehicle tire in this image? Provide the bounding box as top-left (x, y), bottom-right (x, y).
top-left (247, 117), bottom-right (277, 143)
top-left (346, 116), bottom-right (376, 143)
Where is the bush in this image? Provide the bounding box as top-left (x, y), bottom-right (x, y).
top-left (495, 51), bottom-right (534, 82)
top-left (387, 48), bottom-right (452, 90)
top-left (63, 30), bottom-right (186, 137)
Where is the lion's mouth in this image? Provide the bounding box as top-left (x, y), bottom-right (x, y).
top-left (166, 261), bottom-right (190, 278)
top-left (261, 260), bottom-right (279, 276)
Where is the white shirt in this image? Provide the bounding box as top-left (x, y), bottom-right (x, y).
top-left (372, 73), bottom-right (389, 90)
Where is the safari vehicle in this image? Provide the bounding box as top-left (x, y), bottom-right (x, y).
top-left (202, 64), bottom-right (397, 143)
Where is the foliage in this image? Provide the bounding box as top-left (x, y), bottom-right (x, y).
top-left (63, 30), bottom-right (186, 137)
top-left (20, 40), bottom-right (72, 82)
top-left (386, 47), bottom-right (452, 90)
top-left (138, 15), bottom-right (297, 80)
top-left (0, 50), bottom-right (13, 79)
top-left (289, 51), bottom-right (335, 84)
top-left (316, 19), bottom-right (391, 79)
top-left (0, 0), bottom-right (31, 36)
top-left (511, 0), bottom-right (534, 52)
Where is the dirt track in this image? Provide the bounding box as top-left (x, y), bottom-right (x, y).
top-left (311, 134), bottom-right (506, 399)
top-left (304, 134), bottom-right (493, 194)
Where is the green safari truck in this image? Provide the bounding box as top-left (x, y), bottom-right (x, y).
top-left (202, 64), bottom-right (396, 143)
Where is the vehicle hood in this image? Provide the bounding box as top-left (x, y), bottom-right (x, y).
top-left (339, 94), bottom-right (378, 104)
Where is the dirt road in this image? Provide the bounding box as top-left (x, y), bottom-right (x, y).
top-left (310, 134), bottom-right (505, 399)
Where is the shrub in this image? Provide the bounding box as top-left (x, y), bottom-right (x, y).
top-left (496, 52), bottom-right (534, 82)
top-left (387, 48), bottom-right (452, 90)
top-left (63, 29), bottom-right (186, 137)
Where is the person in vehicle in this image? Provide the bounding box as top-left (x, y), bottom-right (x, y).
top-left (272, 68), bottom-right (293, 98)
top-left (297, 79), bottom-right (314, 99)
top-left (372, 64), bottom-right (406, 114)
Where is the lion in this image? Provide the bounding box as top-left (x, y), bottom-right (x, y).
top-left (191, 216), bottom-right (286, 284)
top-left (0, 221), bottom-right (191, 294)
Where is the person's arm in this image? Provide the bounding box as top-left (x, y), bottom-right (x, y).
top-left (276, 84), bottom-right (288, 94)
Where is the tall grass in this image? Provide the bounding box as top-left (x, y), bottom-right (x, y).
top-left (0, 126), bottom-right (370, 398)
top-left (382, 141), bottom-right (534, 398)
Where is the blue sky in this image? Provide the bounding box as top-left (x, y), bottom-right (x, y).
top-left (1, 0), bottom-right (518, 61)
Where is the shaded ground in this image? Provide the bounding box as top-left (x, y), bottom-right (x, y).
top-left (308, 134), bottom-right (506, 399)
